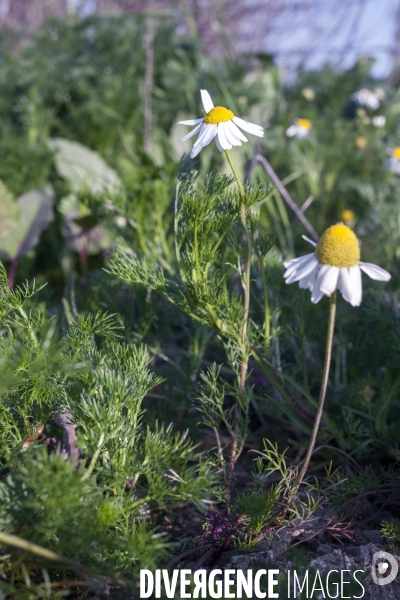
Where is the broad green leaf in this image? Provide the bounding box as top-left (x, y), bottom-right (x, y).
top-left (0, 186), bottom-right (54, 261)
top-left (49, 137), bottom-right (121, 194)
top-left (0, 181), bottom-right (19, 240)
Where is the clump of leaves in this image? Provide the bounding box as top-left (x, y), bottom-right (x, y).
top-left (0, 261), bottom-right (219, 596)
top-left (381, 520), bottom-right (400, 554)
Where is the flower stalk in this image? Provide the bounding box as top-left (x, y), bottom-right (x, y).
top-left (294, 291), bottom-right (337, 493)
top-left (224, 149), bottom-right (252, 501)
top-left (225, 149), bottom-right (251, 397)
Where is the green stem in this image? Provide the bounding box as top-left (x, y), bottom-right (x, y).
top-left (81, 433), bottom-right (105, 481)
top-left (193, 218), bottom-right (202, 283)
top-left (294, 291), bottom-right (337, 493)
top-left (17, 306), bottom-right (38, 349)
top-left (225, 149), bottom-right (251, 397)
top-left (224, 149), bottom-right (253, 502)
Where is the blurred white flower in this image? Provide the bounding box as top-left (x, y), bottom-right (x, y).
top-left (302, 88), bottom-right (315, 101)
top-left (177, 89), bottom-right (264, 158)
top-left (384, 147), bottom-right (400, 175)
top-left (350, 88), bottom-right (380, 110)
top-left (283, 224), bottom-right (390, 306)
top-left (286, 118), bottom-right (312, 139)
top-left (115, 216), bottom-right (127, 228)
top-left (372, 115), bottom-right (386, 127)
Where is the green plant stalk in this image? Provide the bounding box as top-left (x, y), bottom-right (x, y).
top-left (225, 149), bottom-right (252, 501)
top-left (294, 291), bottom-right (337, 493)
top-left (225, 149), bottom-right (251, 396)
top-left (17, 305), bottom-right (39, 349)
top-left (81, 433), bottom-right (105, 481)
top-left (193, 217), bottom-right (202, 283)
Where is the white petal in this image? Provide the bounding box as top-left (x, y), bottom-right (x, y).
top-left (319, 266), bottom-right (339, 295)
top-left (229, 120), bottom-right (248, 143)
top-left (285, 255), bottom-right (319, 284)
top-left (190, 124), bottom-right (209, 158)
top-left (311, 264), bottom-right (332, 304)
top-left (299, 264), bottom-right (319, 290)
top-left (202, 123), bottom-right (218, 147)
top-left (232, 116), bottom-right (264, 137)
top-left (284, 252), bottom-right (315, 270)
top-left (179, 122), bottom-right (203, 142)
top-left (223, 121), bottom-right (242, 147)
top-left (359, 262), bottom-right (391, 281)
top-left (348, 266), bottom-right (362, 306)
top-left (338, 268), bottom-right (351, 303)
top-left (286, 125), bottom-right (297, 138)
top-left (310, 284), bottom-right (325, 304)
top-left (215, 135), bottom-right (224, 152)
top-left (191, 143), bottom-right (203, 158)
top-left (177, 118), bottom-right (204, 125)
top-left (201, 89), bottom-right (214, 113)
top-left (284, 254), bottom-right (313, 277)
top-left (302, 235), bottom-right (318, 247)
top-left (191, 126), bottom-right (216, 157)
top-left (217, 122), bottom-right (232, 150)
top-left (297, 127), bottom-right (310, 139)
top-left (193, 123), bottom-right (212, 148)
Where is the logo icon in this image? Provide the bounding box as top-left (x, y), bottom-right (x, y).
top-left (372, 551), bottom-right (398, 586)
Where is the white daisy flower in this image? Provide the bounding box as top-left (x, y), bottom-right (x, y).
top-left (286, 118), bottom-right (312, 139)
top-left (350, 88), bottom-right (380, 110)
top-left (177, 89), bottom-right (264, 158)
top-left (283, 223), bottom-right (390, 307)
top-left (301, 88), bottom-right (315, 101)
top-left (384, 147), bottom-right (400, 175)
top-left (371, 115), bottom-right (386, 127)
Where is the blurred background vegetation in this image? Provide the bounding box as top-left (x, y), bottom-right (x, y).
top-left (1, 0), bottom-right (400, 594)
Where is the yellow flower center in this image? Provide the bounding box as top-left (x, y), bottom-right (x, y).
top-left (297, 118), bottom-right (312, 129)
top-left (355, 136), bottom-right (367, 149)
top-left (392, 147), bottom-right (400, 159)
top-left (315, 223), bottom-right (360, 268)
top-left (204, 106), bottom-right (234, 124)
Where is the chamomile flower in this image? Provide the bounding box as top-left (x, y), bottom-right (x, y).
top-left (301, 88), bottom-right (315, 101)
top-left (286, 118), bottom-right (312, 139)
top-left (384, 147), bottom-right (400, 175)
top-left (283, 224), bottom-right (390, 306)
top-left (372, 115), bottom-right (386, 127)
top-left (178, 89), bottom-right (264, 158)
top-left (350, 88), bottom-right (381, 110)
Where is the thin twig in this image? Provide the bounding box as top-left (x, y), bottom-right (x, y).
top-left (254, 154), bottom-right (319, 241)
top-left (192, 545), bottom-right (218, 571)
top-left (291, 195), bottom-right (314, 225)
top-left (0, 530), bottom-right (121, 585)
top-left (165, 544), bottom-right (211, 570)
